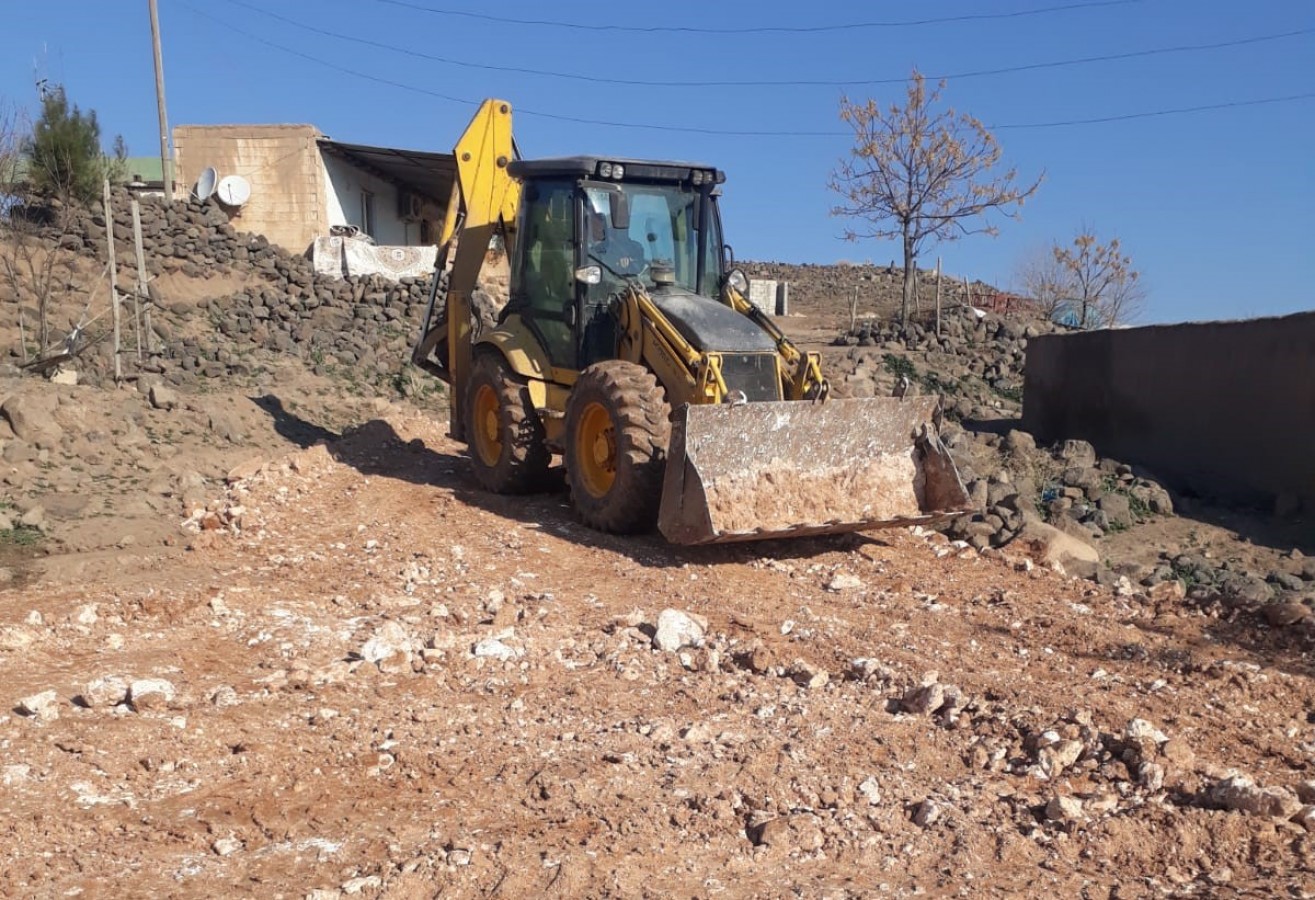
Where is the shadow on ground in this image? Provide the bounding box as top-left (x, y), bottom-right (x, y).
top-left (249, 395), bottom-right (876, 570)
top-left (251, 395), bottom-right (338, 448)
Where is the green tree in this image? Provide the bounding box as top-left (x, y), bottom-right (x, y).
top-left (830, 71), bottom-right (1042, 323)
top-left (25, 85), bottom-right (108, 204)
top-left (109, 133), bottom-right (130, 184)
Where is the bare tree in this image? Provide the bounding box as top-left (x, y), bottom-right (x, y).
top-left (1013, 244), bottom-right (1074, 323)
top-left (1053, 226), bottom-right (1145, 328)
top-left (830, 70), bottom-right (1042, 323)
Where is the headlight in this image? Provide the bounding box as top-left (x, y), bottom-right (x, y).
top-left (599, 162), bottom-right (613, 178)
top-left (612, 164), bottom-right (624, 179)
top-left (691, 170), bottom-right (704, 185)
top-left (727, 269), bottom-right (748, 293)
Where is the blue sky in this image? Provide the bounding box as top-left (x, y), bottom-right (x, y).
top-left (3, 1), bottom-right (1311, 324)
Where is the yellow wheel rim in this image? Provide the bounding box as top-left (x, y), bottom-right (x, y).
top-left (471, 383), bottom-right (502, 467)
top-left (575, 401), bottom-right (616, 498)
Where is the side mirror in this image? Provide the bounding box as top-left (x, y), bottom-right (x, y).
top-left (608, 190), bottom-right (630, 231)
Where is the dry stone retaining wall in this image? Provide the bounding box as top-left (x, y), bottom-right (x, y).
top-left (15, 191), bottom-right (451, 394)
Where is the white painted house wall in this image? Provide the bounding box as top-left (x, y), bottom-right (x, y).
top-left (321, 152), bottom-right (418, 246)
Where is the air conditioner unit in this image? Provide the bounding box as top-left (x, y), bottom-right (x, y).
top-left (398, 191), bottom-right (424, 221)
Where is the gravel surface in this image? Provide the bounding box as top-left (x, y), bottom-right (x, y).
top-left (3, 409), bottom-right (1314, 897)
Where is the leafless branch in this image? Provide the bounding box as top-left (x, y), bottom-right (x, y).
top-left (830, 71), bottom-right (1043, 322)
top-left (1053, 226), bottom-right (1146, 327)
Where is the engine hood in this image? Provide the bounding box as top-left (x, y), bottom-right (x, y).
top-left (645, 284), bottom-right (777, 354)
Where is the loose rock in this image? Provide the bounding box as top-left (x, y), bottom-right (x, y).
top-left (128, 678), bottom-right (176, 711)
top-left (1207, 775), bottom-right (1302, 819)
top-left (17, 690), bottom-right (59, 722)
top-left (653, 609), bottom-right (706, 652)
top-left (81, 676), bottom-right (128, 708)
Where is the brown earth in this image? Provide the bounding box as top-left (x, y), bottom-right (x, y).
top-left (3, 402), bottom-right (1315, 898)
top-left (2, 224), bottom-right (1312, 897)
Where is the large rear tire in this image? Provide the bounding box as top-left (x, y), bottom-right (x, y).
top-left (564, 361), bottom-right (671, 534)
top-left (464, 353), bottom-right (551, 494)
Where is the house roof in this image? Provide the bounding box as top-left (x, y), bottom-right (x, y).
top-left (3, 155), bottom-right (165, 188)
top-left (318, 139), bottom-right (456, 207)
top-left (122, 157), bottom-right (165, 184)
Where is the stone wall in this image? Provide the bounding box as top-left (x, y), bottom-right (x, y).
top-left (22, 189), bottom-right (452, 394)
top-left (1022, 313), bottom-right (1315, 513)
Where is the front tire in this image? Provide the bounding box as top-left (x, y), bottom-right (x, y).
top-left (564, 361), bottom-right (671, 534)
top-left (464, 353), bottom-right (551, 493)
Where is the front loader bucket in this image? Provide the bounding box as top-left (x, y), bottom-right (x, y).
top-left (657, 397), bottom-right (970, 545)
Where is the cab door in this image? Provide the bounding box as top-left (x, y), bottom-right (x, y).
top-left (510, 179), bottom-right (581, 371)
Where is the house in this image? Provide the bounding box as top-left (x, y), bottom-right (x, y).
top-left (171, 124), bottom-right (455, 254)
top-left (121, 157), bottom-right (167, 195)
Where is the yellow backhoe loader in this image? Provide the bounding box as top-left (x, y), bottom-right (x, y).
top-left (412, 99), bottom-right (968, 545)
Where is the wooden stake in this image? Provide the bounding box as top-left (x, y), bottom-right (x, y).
top-left (103, 180), bottom-right (122, 383)
top-left (130, 197), bottom-right (152, 357)
top-left (17, 305), bottom-right (28, 364)
top-left (935, 256), bottom-right (942, 336)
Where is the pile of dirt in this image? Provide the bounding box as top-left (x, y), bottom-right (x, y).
top-left (0, 366), bottom-right (426, 568)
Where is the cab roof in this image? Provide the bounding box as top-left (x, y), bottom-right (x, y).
top-left (508, 156), bottom-right (725, 184)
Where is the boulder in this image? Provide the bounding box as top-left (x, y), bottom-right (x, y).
top-left (1057, 439), bottom-right (1097, 468)
top-left (1008, 516), bottom-right (1099, 576)
top-left (1098, 493), bottom-right (1134, 529)
top-left (148, 385), bottom-right (179, 411)
top-left (1004, 429), bottom-right (1036, 454)
top-left (1, 392), bottom-right (62, 444)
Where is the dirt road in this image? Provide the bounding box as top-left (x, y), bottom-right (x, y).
top-left (2, 408), bottom-right (1314, 898)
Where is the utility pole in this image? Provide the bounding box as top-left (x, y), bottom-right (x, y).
top-left (148, 0), bottom-right (173, 203)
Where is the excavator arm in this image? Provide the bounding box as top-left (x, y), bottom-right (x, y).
top-left (412, 99), bottom-right (520, 440)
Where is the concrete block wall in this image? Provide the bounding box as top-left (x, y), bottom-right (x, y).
top-left (173, 124), bottom-right (325, 252)
top-left (1022, 312), bottom-right (1315, 512)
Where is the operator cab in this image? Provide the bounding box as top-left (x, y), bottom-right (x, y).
top-left (505, 157), bottom-right (730, 370)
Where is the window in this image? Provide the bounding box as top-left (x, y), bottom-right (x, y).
top-left (512, 179), bottom-right (577, 367)
top-left (582, 183), bottom-right (720, 299)
top-left (359, 190), bottom-right (375, 237)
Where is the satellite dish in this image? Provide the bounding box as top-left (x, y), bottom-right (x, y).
top-left (216, 175), bottom-right (251, 208)
top-left (193, 166), bottom-right (218, 201)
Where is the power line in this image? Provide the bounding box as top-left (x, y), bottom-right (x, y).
top-left (992, 92), bottom-right (1315, 128)
top-left (174, 2), bottom-right (1315, 137)
top-left (222, 0), bottom-right (1312, 90)
top-left (371, 0), bottom-right (1144, 34)
top-left (173, 2), bottom-right (834, 135)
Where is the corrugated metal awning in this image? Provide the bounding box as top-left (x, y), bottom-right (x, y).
top-left (318, 139), bottom-right (456, 207)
